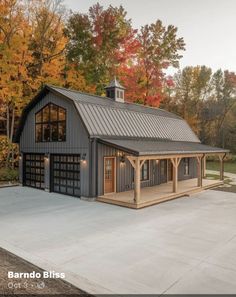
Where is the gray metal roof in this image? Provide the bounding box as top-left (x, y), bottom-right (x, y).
top-left (98, 138), bottom-right (229, 156)
top-left (49, 85), bottom-right (200, 143)
top-left (104, 77), bottom-right (125, 89)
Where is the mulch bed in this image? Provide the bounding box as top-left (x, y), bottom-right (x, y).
top-left (0, 247), bottom-right (90, 296)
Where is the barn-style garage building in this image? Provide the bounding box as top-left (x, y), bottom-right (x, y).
top-left (14, 79), bottom-right (228, 208)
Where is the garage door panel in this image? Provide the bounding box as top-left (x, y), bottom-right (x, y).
top-left (24, 154), bottom-right (45, 189)
top-left (51, 154), bottom-right (81, 198)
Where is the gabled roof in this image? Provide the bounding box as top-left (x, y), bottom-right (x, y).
top-left (15, 84), bottom-right (199, 143)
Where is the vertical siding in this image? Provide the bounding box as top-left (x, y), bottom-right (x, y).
top-left (178, 158), bottom-right (197, 180)
top-left (97, 143), bottom-right (198, 196)
top-left (19, 156), bottom-right (23, 184)
top-left (20, 92), bottom-right (90, 196)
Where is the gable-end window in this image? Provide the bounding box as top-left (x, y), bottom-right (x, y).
top-left (141, 160), bottom-right (149, 181)
top-left (35, 103), bottom-right (66, 142)
top-left (184, 158), bottom-right (190, 176)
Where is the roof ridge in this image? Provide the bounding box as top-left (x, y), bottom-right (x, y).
top-left (76, 100), bottom-right (184, 122)
top-left (46, 84), bottom-right (181, 119)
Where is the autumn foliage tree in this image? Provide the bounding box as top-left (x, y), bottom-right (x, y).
top-left (1, 0), bottom-right (235, 173)
top-left (161, 66), bottom-right (236, 152)
top-left (65, 3), bottom-right (139, 94)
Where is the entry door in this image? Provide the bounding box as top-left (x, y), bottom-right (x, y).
top-left (104, 157), bottom-right (116, 194)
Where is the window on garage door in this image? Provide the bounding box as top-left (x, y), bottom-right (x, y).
top-left (24, 154), bottom-right (45, 189)
top-left (51, 155), bottom-right (80, 197)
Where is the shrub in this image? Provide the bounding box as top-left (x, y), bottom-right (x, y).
top-left (0, 135), bottom-right (19, 168)
top-left (0, 168), bottom-right (19, 181)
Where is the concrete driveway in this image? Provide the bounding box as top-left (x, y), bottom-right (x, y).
top-left (1, 187), bottom-right (236, 294)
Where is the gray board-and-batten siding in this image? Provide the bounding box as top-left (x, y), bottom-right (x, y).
top-left (19, 92), bottom-right (90, 196)
top-left (97, 142), bottom-right (197, 196)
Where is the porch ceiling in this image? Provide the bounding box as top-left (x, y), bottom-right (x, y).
top-left (98, 138), bottom-right (229, 156)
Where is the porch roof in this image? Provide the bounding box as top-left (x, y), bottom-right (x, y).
top-left (98, 138), bottom-right (229, 156)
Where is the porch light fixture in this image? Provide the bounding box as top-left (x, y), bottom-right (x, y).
top-left (117, 151), bottom-right (122, 157)
top-left (44, 153), bottom-right (49, 161)
top-left (120, 154), bottom-right (125, 164)
top-left (81, 153), bottom-right (87, 164)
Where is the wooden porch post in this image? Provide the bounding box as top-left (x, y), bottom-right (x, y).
top-left (134, 158), bottom-right (141, 203)
top-left (219, 154), bottom-right (225, 181)
top-left (127, 157), bottom-right (145, 204)
top-left (202, 155), bottom-right (206, 178)
top-left (170, 157), bottom-right (181, 193)
top-left (196, 156), bottom-right (203, 187)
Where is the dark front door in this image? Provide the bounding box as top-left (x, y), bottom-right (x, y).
top-left (104, 157), bottom-right (115, 194)
top-left (51, 154), bottom-right (80, 197)
top-left (160, 160), bottom-right (167, 183)
top-left (24, 153), bottom-right (45, 189)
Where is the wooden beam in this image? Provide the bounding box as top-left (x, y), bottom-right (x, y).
top-left (170, 157), bottom-right (180, 193)
top-left (126, 156), bottom-right (136, 168)
top-left (196, 156), bottom-right (203, 187)
top-left (127, 153), bottom-right (204, 162)
top-left (202, 155), bottom-right (206, 178)
top-left (140, 159), bottom-right (146, 168)
top-left (219, 153), bottom-right (226, 181)
top-left (134, 158), bottom-right (141, 204)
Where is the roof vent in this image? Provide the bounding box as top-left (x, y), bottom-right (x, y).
top-left (105, 77), bottom-right (125, 103)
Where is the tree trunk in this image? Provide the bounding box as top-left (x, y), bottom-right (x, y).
top-left (6, 105), bottom-right (10, 138)
top-left (10, 107), bottom-right (15, 142)
top-left (10, 107), bottom-right (15, 169)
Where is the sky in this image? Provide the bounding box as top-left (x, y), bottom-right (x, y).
top-left (64, 0), bottom-right (236, 74)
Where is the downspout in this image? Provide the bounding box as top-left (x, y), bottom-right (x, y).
top-left (95, 138), bottom-right (98, 197)
top-left (88, 137), bottom-right (93, 197)
top-left (88, 137), bottom-right (98, 198)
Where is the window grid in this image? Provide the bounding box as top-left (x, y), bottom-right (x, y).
top-left (35, 103), bottom-right (66, 143)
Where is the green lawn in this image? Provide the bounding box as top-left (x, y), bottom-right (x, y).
top-left (207, 161), bottom-right (236, 174)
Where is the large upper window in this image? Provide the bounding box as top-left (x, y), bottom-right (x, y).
top-left (35, 103), bottom-right (66, 142)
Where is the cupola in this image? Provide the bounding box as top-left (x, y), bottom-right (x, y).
top-left (105, 77), bottom-right (125, 103)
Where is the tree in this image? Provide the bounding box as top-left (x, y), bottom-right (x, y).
top-left (65, 3), bottom-right (139, 94)
top-left (161, 66), bottom-right (212, 135)
top-left (161, 66), bottom-right (236, 152)
top-left (0, 0), bottom-right (32, 166)
top-left (27, 0), bottom-right (67, 88)
top-left (137, 21), bottom-right (185, 106)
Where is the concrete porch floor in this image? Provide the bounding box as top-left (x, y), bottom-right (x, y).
top-left (97, 178), bottom-right (223, 209)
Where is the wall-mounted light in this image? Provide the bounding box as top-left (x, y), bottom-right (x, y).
top-left (156, 159), bottom-right (159, 164)
top-left (19, 151), bottom-right (23, 161)
top-left (120, 154), bottom-right (125, 165)
top-left (117, 151), bottom-right (122, 157)
top-left (81, 153), bottom-right (87, 164)
top-left (44, 153), bottom-right (49, 161)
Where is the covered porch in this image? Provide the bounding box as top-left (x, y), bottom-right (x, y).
top-left (99, 148), bottom-right (228, 210)
top-left (97, 177), bottom-right (223, 209)
top-left (97, 138), bottom-right (229, 209)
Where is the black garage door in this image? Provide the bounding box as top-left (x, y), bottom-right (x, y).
top-left (51, 155), bottom-right (80, 197)
top-left (24, 154), bottom-right (45, 189)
